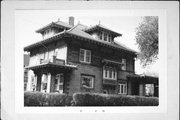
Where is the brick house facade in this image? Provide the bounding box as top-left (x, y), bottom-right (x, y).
top-left (24, 17), bottom-right (158, 96)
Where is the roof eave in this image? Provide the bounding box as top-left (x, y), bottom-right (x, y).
top-left (85, 26), bottom-right (122, 37)
top-left (24, 32), bottom-right (66, 51)
top-left (35, 22), bottom-right (72, 33)
top-left (35, 22), bottom-right (55, 33)
top-left (66, 32), bottom-right (136, 55)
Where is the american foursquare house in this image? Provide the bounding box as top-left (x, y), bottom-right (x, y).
top-left (24, 17), bottom-right (158, 97)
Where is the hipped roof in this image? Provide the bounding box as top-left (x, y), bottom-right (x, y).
top-left (84, 24), bottom-right (122, 37)
top-left (24, 25), bottom-right (137, 54)
top-left (36, 21), bottom-right (72, 33)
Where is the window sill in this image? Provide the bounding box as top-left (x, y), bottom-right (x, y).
top-left (79, 61), bottom-right (91, 64)
top-left (103, 78), bottom-right (117, 80)
top-left (118, 93), bottom-right (127, 95)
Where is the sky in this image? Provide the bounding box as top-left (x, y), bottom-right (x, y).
top-left (15, 10), bottom-right (159, 75)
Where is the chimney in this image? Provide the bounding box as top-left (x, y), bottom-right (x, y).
top-left (69, 16), bottom-right (74, 26)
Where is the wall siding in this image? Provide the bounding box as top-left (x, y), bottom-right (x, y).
top-left (29, 40), bottom-right (67, 66)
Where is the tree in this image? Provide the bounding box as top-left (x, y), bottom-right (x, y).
top-left (135, 16), bottom-right (158, 67)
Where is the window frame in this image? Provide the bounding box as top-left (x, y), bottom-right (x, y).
top-left (41, 74), bottom-right (48, 92)
top-left (79, 48), bottom-right (91, 64)
top-left (103, 66), bottom-right (117, 80)
top-left (118, 83), bottom-right (127, 94)
top-left (81, 74), bottom-right (95, 89)
top-left (54, 74), bottom-right (64, 93)
top-left (121, 58), bottom-right (126, 70)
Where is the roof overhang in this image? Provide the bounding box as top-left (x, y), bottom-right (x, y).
top-left (24, 32), bottom-right (66, 51)
top-left (25, 63), bottom-right (77, 70)
top-left (85, 25), bottom-right (122, 37)
top-left (24, 29), bottom-right (136, 55)
top-left (66, 33), bottom-right (136, 55)
top-left (36, 22), bottom-right (72, 33)
top-left (127, 74), bottom-right (159, 84)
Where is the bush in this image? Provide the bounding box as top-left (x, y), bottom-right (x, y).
top-left (72, 92), bottom-right (159, 106)
top-left (24, 91), bottom-right (73, 106)
top-left (24, 91), bottom-right (46, 106)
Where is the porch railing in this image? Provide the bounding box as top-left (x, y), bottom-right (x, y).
top-left (40, 56), bottom-right (65, 65)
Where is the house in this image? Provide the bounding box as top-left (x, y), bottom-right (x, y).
top-left (24, 16), bottom-right (158, 97)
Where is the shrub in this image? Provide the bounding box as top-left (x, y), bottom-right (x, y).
top-left (24, 91), bottom-right (46, 106)
top-left (24, 91), bottom-right (73, 106)
top-left (72, 92), bottom-right (159, 106)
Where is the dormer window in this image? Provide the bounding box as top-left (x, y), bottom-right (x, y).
top-left (97, 31), bottom-right (113, 43)
top-left (104, 33), bottom-right (107, 41)
top-left (99, 32), bottom-right (103, 40)
top-left (108, 35), bottom-right (111, 42)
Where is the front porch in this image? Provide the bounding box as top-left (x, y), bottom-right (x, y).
top-left (26, 57), bottom-right (77, 94)
top-left (127, 75), bottom-right (159, 97)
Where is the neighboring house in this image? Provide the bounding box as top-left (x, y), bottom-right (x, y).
top-left (24, 16), bottom-right (158, 97)
top-left (24, 54), bottom-right (30, 91)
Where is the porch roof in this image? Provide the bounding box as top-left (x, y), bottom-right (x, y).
top-left (127, 74), bottom-right (159, 84)
top-left (25, 63), bottom-right (77, 70)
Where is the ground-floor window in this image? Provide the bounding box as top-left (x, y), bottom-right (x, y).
top-left (118, 83), bottom-right (127, 94)
top-left (81, 75), bottom-right (94, 89)
top-left (31, 75), bottom-right (36, 91)
top-left (41, 74), bottom-right (48, 92)
top-left (54, 74), bottom-right (64, 93)
top-left (145, 84), bottom-right (154, 97)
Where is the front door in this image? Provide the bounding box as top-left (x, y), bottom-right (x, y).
top-left (54, 73), bottom-right (64, 93)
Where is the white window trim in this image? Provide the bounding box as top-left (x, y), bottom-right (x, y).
top-left (122, 59), bottom-right (126, 70)
top-left (81, 75), bottom-right (94, 89)
top-left (79, 48), bottom-right (91, 64)
top-left (103, 66), bottom-right (117, 80)
top-left (118, 83), bottom-right (127, 94)
top-left (55, 74), bottom-right (64, 93)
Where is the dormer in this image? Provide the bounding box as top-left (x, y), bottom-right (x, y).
top-left (36, 17), bottom-right (74, 39)
top-left (84, 24), bottom-right (122, 43)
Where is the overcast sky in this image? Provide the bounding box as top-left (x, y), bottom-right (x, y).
top-left (15, 10), bottom-right (159, 75)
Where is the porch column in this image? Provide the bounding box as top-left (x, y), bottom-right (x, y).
top-left (154, 84), bottom-right (159, 97)
top-left (47, 73), bottom-right (51, 93)
top-left (127, 81), bottom-right (132, 95)
top-left (27, 70), bottom-right (33, 91)
top-left (50, 73), bottom-right (56, 92)
top-left (36, 74), bottom-right (42, 92)
top-left (139, 83), bottom-right (145, 96)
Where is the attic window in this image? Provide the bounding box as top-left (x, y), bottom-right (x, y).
top-left (99, 32), bottom-right (102, 40)
top-left (108, 35), bottom-right (111, 42)
top-left (104, 33), bottom-right (107, 41)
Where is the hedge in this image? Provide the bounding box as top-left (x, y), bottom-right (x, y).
top-left (24, 92), bottom-right (159, 106)
top-left (72, 92), bottom-right (159, 106)
top-left (24, 91), bottom-right (73, 106)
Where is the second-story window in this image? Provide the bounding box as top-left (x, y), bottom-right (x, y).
top-left (121, 59), bottom-right (126, 70)
top-left (103, 66), bottom-right (117, 80)
top-left (79, 49), bottom-right (91, 63)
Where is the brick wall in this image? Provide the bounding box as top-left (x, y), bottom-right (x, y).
top-left (67, 63), bottom-right (102, 95)
top-left (66, 38), bottom-right (135, 94)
